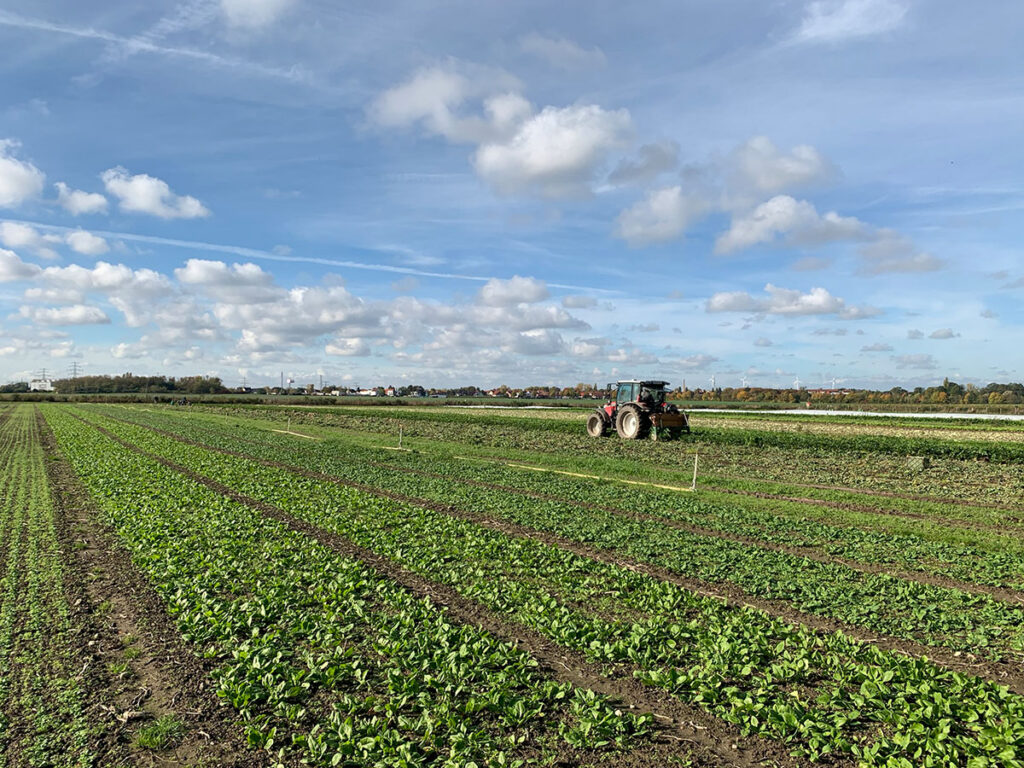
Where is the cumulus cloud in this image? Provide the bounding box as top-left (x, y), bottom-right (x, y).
top-left (981, 309), bottom-right (998, 319)
top-left (929, 328), bottom-right (959, 339)
top-left (615, 186), bottom-right (710, 246)
top-left (857, 230), bottom-right (942, 274)
top-left (368, 62), bottom-right (523, 143)
top-left (65, 229), bottom-right (109, 255)
top-left (477, 275), bottom-right (549, 306)
top-left (519, 33), bottom-right (606, 70)
top-left (812, 328), bottom-right (848, 336)
top-left (221, 0), bottom-right (295, 28)
top-left (892, 353), bottom-right (937, 370)
top-left (706, 283), bottom-right (880, 319)
top-left (861, 342), bottom-right (893, 351)
top-left (0, 222), bottom-right (60, 259)
top-left (101, 167), bottom-right (210, 219)
top-left (474, 104), bottom-right (631, 198)
top-left (0, 248), bottom-right (42, 282)
top-left (715, 195), bottom-right (868, 254)
top-left (325, 338), bottom-right (371, 357)
top-left (726, 136), bottom-right (834, 199)
top-left (0, 140), bottom-right (45, 208)
top-left (372, 64), bottom-right (629, 198)
top-left (754, 337), bottom-right (774, 347)
top-left (907, 329), bottom-right (924, 339)
top-left (608, 140), bottom-right (679, 186)
top-left (18, 303), bottom-right (110, 325)
top-left (54, 182), bottom-right (108, 215)
top-left (794, 0), bottom-right (909, 44)
top-left (675, 353), bottom-right (719, 370)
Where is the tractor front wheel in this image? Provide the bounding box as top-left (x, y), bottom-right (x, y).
top-left (616, 404), bottom-right (649, 439)
top-left (586, 412), bottom-right (609, 437)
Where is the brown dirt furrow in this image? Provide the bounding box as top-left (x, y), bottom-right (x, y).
top-left (81, 413), bottom-right (816, 768)
top-left (85, 410), bottom-right (1024, 695)
top-left (38, 409), bottom-right (262, 767)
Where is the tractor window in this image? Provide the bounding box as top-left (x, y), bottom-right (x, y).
top-left (616, 383), bottom-right (635, 404)
top-left (641, 387), bottom-right (666, 405)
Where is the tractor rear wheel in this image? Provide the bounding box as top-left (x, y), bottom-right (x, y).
top-left (616, 404), bottom-right (649, 439)
top-left (586, 412), bottom-right (608, 437)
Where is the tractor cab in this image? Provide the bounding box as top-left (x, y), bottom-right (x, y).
top-left (588, 380), bottom-right (689, 440)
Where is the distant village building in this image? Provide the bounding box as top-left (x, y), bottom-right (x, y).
top-left (29, 379), bottom-right (54, 392)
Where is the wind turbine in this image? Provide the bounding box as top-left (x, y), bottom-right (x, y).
top-left (793, 375), bottom-right (801, 389)
top-left (740, 375), bottom-right (749, 387)
top-left (709, 374), bottom-right (716, 390)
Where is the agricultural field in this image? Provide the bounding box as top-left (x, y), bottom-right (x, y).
top-left (3, 401), bottom-right (1024, 766)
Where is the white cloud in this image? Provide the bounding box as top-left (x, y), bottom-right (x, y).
top-left (907, 329), bottom-right (924, 339)
top-left (221, 0), bottom-right (295, 29)
top-left (54, 182), bottom-right (108, 215)
top-left (18, 303), bottom-right (110, 325)
top-left (0, 248), bottom-right (42, 282)
top-left (477, 275), bottom-right (549, 306)
top-left (675, 353), bottom-right (718, 370)
top-left (615, 186), bottom-right (710, 246)
top-left (794, 0), bottom-right (909, 44)
top-left (368, 63), bottom-right (523, 144)
top-left (727, 136), bottom-right (834, 198)
top-left (101, 167), bottom-right (210, 219)
top-left (0, 140), bottom-right (45, 208)
top-left (325, 338), bottom-right (371, 357)
top-left (754, 337), bottom-right (774, 347)
top-left (715, 195), bottom-right (867, 254)
top-left (65, 229), bottom-right (109, 255)
top-left (0, 222), bottom-right (60, 259)
top-left (519, 33), bottom-right (606, 70)
top-left (929, 328), bottom-right (959, 339)
top-left (706, 283), bottom-right (880, 319)
top-left (861, 342), bottom-right (893, 352)
top-left (474, 104), bottom-right (631, 198)
top-left (608, 140), bottom-right (679, 186)
top-left (858, 229), bottom-right (942, 274)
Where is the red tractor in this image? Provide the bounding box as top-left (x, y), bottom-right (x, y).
top-left (586, 380), bottom-right (689, 440)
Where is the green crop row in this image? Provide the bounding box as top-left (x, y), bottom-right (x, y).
top-left (0, 406), bottom-right (97, 767)
top-left (43, 406), bottom-right (654, 768)
top-left (126, 402), bottom-right (1024, 590)
top-left (77, 406), bottom-right (1024, 767)
top-left (91, 405), bottom-right (1024, 663)
top-left (199, 403), bottom-right (1024, 464)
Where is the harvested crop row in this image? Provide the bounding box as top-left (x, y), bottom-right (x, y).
top-left (79, 407), bottom-right (1024, 767)
top-left (44, 406), bottom-right (658, 768)
top-left (91, 406), bottom-right (1024, 663)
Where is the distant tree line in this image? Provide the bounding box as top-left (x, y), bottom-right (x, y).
top-left (669, 378), bottom-right (1024, 405)
top-left (49, 373), bottom-right (228, 394)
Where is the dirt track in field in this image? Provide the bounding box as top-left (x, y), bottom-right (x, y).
top-left (39, 410), bottom-right (262, 768)
top-left (79, 413), bottom-right (823, 768)
top-left (85, 409), bottom-right (1024, 695)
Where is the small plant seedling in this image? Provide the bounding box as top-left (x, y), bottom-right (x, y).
top-left (134, 715), bottom-right (185, 750)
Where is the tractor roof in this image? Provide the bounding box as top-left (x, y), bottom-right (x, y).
top-left (616, 380), bottom-right (670, 387)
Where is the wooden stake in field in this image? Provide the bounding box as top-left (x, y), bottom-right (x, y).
top-left (691, 451), bottom-right (699, 492)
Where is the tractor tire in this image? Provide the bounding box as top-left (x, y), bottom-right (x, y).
top-left (586, 412), bottom-right (609, 437)
top-left (616, 404), bottom-right (649, 439)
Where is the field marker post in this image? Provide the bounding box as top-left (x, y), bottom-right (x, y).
top-left (399, 426), bottom-right (403, 449)
top-left (691, 451), bottom-right (699, 491)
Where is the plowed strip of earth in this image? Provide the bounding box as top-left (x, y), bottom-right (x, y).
top-left (77, 413), bottom-right (815, 768)
top-left (81, 409), bottom-right (1024, 695)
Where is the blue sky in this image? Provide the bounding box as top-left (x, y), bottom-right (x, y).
top-left (0, 0), bottom-right (1022, 389)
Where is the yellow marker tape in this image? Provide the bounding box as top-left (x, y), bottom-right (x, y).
top-left (453, 456), bottom-right (695, 493)
top-left (271, 429), bottom-right (319, 440)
